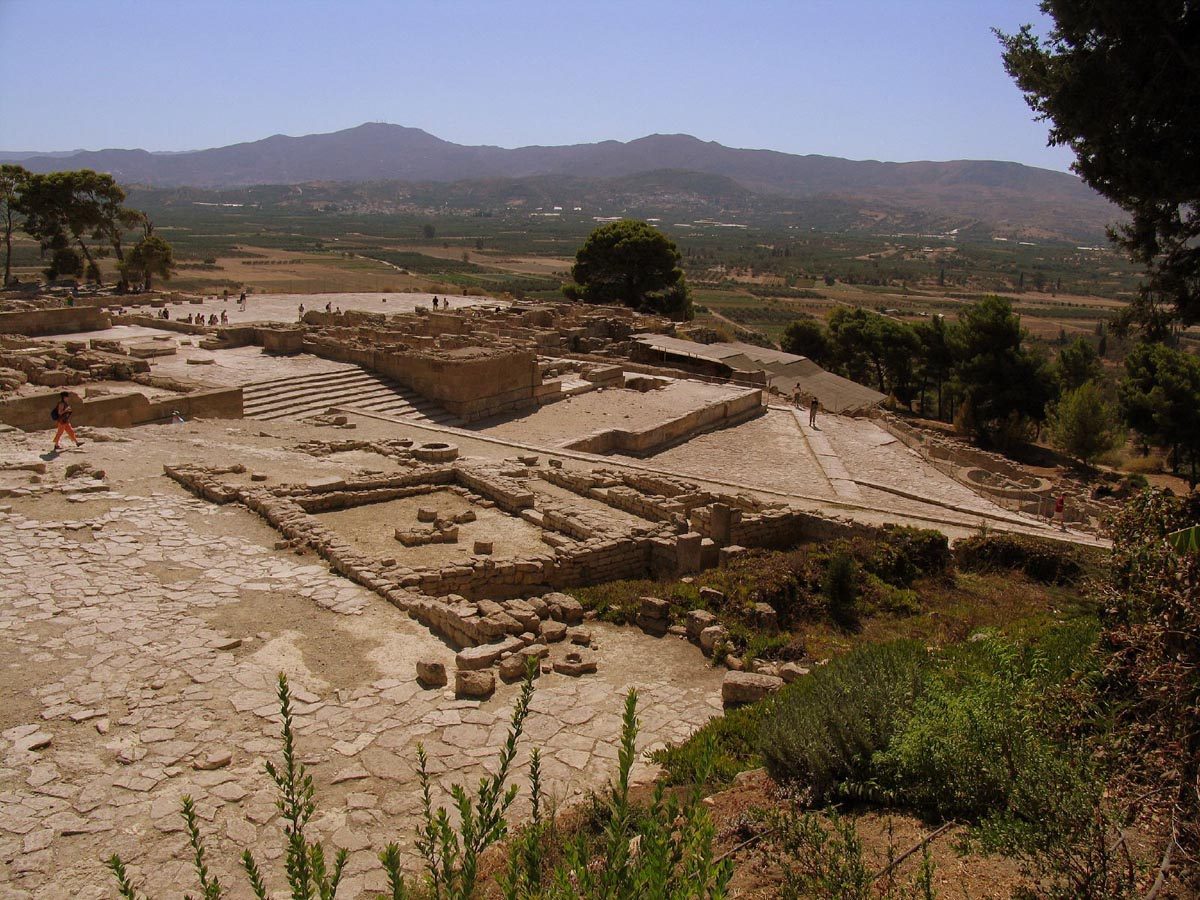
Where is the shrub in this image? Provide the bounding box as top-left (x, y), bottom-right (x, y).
top-left (759, 640), bottom-right (930, 800)
top-left (824, 552), bottom-right (860, 628)
top-left (866, 526), bottom-right (953, 587)
top-left (652, 699), bottom-right (769, 786)
top-left (762, 804), bottom-right (938, 900)
top-left (868, 627), bottom-right (1100, 819)
top-left (955, 532), bottom-right (1096, 584)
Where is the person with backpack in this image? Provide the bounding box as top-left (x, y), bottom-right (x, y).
top-left (51, 392), bottom-right (81, 452)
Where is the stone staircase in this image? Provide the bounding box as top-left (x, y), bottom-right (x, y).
top-left (242, 365), bottom-right (461, 425)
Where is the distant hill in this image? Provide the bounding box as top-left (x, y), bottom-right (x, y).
top-left (4, 123), bottom-right (1118, 240)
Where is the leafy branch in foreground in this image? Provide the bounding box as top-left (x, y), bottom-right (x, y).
top-left (108, 673), bottom-right (347, 900)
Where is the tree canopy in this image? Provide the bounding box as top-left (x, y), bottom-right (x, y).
top-left (998, 1), bottom-right (1200, 334)
top-left (1054, 336), bottom-right (1102, 391)
top-left (0, 164), bottom-right (29, 287)
top-left (563, 219), bottom-right (692, 320)
top-left (785, 297), bottom-right (1055, 447)
top-left (123, 234), bottom-right (176, 291)
top-left (1118, 342), bottom-right (1200, 486)
top-left (953, 295), bottom-right (1054, 444)
top-left (6, 168), bottom-right (166, 289)
top-left (1048, 381), bottom-right (1123, 466)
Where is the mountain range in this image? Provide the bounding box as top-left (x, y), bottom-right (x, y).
top-left (2, 123), bottom-right (1117, 240)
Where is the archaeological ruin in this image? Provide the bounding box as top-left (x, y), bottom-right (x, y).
top-left (0, 287), bottom-right (1107, 896)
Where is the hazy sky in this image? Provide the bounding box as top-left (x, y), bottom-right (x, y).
top-left (0, 0), bottom-right (1074, 171)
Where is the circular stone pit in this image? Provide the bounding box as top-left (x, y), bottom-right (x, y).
top-left (412, 442), bottom-right (459, 462)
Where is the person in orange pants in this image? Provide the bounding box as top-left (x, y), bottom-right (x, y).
top-left (52, 392), bottom-right (81, 452)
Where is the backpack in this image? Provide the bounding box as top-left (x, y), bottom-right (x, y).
top-left (51, 406), bottom-right (59, 422)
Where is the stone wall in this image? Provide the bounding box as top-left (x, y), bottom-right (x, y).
top-left (0, 386), bottom-right (243, 431)
top-left (563, 388), bottom-right (765, 456)
top-left (117, 315), bottom-right (211, 336)
top-left (0, 306), bottom-right (111, 336)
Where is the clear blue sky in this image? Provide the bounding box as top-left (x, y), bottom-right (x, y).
top-left (0, 0), bottom-right (1073, 171)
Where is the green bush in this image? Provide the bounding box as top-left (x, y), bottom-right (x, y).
top-left (955, 532), bottom-right (1096, 584)
top-left (824, 552), bottom-right (860, 629)
top-left (759, 640), bottom-right (930, 800)
top-left (865, 526), bottom-right (953, 587)
top-left (867, 627), bottom-right (1099, 819)
top-left (652, 699), bottom-right (769, 786)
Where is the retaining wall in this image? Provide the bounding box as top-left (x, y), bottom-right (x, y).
top-left (0, 306), bottom-right (111, 336)
top-left (0, 386), bottom-right (243, 430)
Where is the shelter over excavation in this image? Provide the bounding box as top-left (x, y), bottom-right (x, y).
top-left (630, 334), bottom-right (886, 414)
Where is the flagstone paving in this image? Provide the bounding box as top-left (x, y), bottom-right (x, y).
top-left (0, 485), bottom-right (723, 898)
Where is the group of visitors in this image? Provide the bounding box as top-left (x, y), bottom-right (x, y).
top-left (180, 311), bottom-right (225, 325)
top-left (432, 296), bottom-right (451, 310)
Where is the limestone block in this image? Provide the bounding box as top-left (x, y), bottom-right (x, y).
top-left (567, 628), bottom-right (592, 647)
top-left (676, 532), bottom-right (703, 574)
top-left (639, 596), bottom-right (670, 619)
top-left (718, 545), bottom-right (747, 567)
top-left (544, 592), bottom-right (584, 624)
top-left (416, 660), bottom-right (447, 688)
top-left (539, 620), bottom-right (567, 643)
top-left (455, 670), bottom-right (495, 699)
top-left (686, 609), bottom-right (718, 642)
top-left (499, 654), bottom-right (532, 682)
top-left (722, 671), bottom-right (784, 705)
top-left (778, 662), bottom-right (810, 683)
top-left (752, 602), bottom-right (778, 631)
top-left (699, 625), bottom-right (729, 656)
top-left (456, 636), bottom-right (523, 670)
top-left (698, 587), bottom-right (725, 605)
top-left (417, 507), bottom-right (437, 523)
top-left (553, 650), bottom-right (598, 677)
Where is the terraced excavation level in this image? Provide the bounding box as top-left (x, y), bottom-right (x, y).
top-left (242, 363), bottom-right (461, 425)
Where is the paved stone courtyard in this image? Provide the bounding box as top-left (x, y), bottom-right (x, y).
top-left (0, 295), bottom-right (1101, 897)
top-left (0, 433), bottom-right (723, 898)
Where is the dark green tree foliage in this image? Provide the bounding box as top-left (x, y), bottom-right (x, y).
top-left (0, 163), bottom-right (29, 286)
top-left (781, 317), bottom-right (833, 365)
top-left (124, 235), bottom-right (176, 290)
top-left (17, 169), bottom-right (127, 283)
top-left (1118, 343), bottom-right (1200, 486)
top-left (1054, 336), bottom-right (1102, 391)
top-left (998, 1), bottom-right (1200, 334)
top-left (953, 295), bottom-right (1053, 444)
top-left (1048, 381), bottom-right (1124, 466)
top-left (914, 315), bottom-right (957, 419)
top-left (563, 219), bottom-right (693, 320)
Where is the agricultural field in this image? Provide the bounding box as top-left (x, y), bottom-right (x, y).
top-left (7, 188), bottom-right (1154, 353)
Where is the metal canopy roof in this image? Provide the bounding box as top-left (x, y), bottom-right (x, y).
top-left (632, 334), bottom-right (886, 414)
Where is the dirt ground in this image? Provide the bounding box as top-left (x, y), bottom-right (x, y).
top-left (315, 490), bottom-right (551, 565)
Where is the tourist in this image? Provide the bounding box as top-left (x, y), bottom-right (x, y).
top-left (432, 296), bottom-right (439, 309)
top-left (239, 291), bottom-right (246, 308)
top-left (51, 392), bottom-right (81, 452)
top-left (1055, 493), bottom-right (1067, 531)
top-left (335, 306), bottom-right (342, 315)
top-left (808, 396), bottom-right (819, 428)
top-left (220, 310), bottom-right (228, 324)
top-left (298, 304), bottom-right (305, 321)
top-left (443, 297), bottom-right (451, 309)
top-left (325, 301), bottom-right (332, 313)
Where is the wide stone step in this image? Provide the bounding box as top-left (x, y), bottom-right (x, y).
top-left (242, 364), bottom-right (461, 426)
top-left (242, 366), bottom-right (364, 390)
top-left (245, 378), bottom-right (397, 411)
top-left (243, 373), bottom-right (385, 408)
top-left (251, 387), bottom-right (403, 419)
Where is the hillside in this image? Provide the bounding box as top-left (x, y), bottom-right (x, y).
top-left (5, 123), bottom-right (1118, 239)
